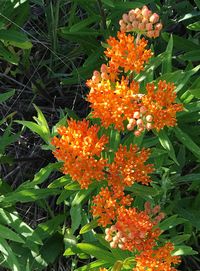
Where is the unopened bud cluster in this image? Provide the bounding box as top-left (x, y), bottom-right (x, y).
top-left (127, 103), bottom-right (154, 136)
top-left (119, 5), bottom-right (163, 38)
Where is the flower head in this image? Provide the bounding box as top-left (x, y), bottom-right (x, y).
top-left (108, 144), bottom-right (154, 190)
top-left (105, 206), bottom-right (161, 252)
top-left (91, 186), bottom-right (133, 227)
top-left (133, 242), bottom-right (181, 271)
top-left (105, 32), bottom-right (152, 73)
top-left (119, 6), bottom-right (163, 38)
top-left (87, 77), bottom-right (141, 130)
top-left (51, 119), bottom-right (108, 188)
top-left (142, 80), bottom-right (183, 131)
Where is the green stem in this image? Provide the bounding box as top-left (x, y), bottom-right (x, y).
top-left (97, 0), bottom-right (107, 30)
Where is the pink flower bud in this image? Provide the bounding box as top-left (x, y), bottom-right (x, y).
top-left (138, 23), bottom-right (145, 31)
top-left (127, 123), bottom-right (134, 131)
top-left (140, 106), bottom-right (147, 114)
top-left (122, 13), bottom-right (129, 23)
top-left (142, 18), bottom-right (148, 24)
top-left (146, 23), bottom-right (153, 31)
top-left (136, 119), bottom-right (143, 126)
top-left (133, 111), bottom-right (140, 119)
top-left (149, 13), bottom-right (159, 24)
top-left (93, 70), bottom-right (100, 77)
top-left (129, 118), bottom-right (136, 125)
top-left (146, 123), bottom-right (152, 130)
top-left (134, 130), bottom-right (141, 137)
top-left (142, 8), bottom-right (152, 18)
top-left (138, 126), bottom-right (144, 132)
top-left (110, 241), bottom-right (117, 248)
top-left (146, 30), bottom-right (154, 38)
top-left (101, 64), bottom-right (107, 73)
top-left (126, 23), bottom-right (133, 31)
top-left (134, 8), bottom-right (141, 15)
top-left (129, 14), bottom-right (136, 22)
top-left (132, 21), bottom-right (139, 29)
top-left (120, 25), bottom-right (127, 32)
top-left (155, 23), bottom-right (163, 31)
top-left (146, 115), bottom-right (153, 122)
top-left (153, 30), bottom-right (160, 38)
top-left (128, 9), bottom-right (135, 17)
top-left (101, 72), bottom-right (108, 80)
top-left (119, 19), bottom-right (124, 26)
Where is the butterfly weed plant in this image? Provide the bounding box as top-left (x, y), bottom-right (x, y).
top-left (1, 3), bottom-right (200, 271)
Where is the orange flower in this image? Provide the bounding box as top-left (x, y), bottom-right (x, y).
top-left (105, 206), bottom-right (161, 252)
top-left (86, 77), bottom-right (141, 130)
top-left (99, 268), bottom-right (108, 271)
top-left (51, 119), bottom-right (108, 188)
top-left (133, 242), bottom-right (181, 271)
top-left (142, 80), bottom-right (183, 131)
top-left (108, 144), bottom-right (154, 190)
top-left (105, 32), bottom-right (152, 73)
top-left (91, 187), bottom-right (133, 227)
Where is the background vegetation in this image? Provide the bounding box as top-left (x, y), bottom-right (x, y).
top-left (0, 0), bottom-right (200, 270)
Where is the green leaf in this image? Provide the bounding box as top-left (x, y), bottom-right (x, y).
top-left (189, 88), bottom-right (200, 98)
top-left (180, 50), bottom-right (200, 61)
top-left (80, 220), bottom-right (98, 234)
top-left (69, 16), bottom-right (101, 32)
top-left (74, 260), bottom-right (108, 271)
top-left (172, 245), bottom-right (198, 256)
top-left (77, 243), bottom-right (115, 264)
top-left (114, 1), bottom-right (154, 9)
top-left (48, 175), bottom-right (72, 188)
top-left (0, 224), bottom-right (25, 243)
top-left (174, 127), bottom-right (200, 159)
top-left (0, 89), bottom-right (15, 103)
top-left (162, 35), bottom-right (173, 74)
top-left (0, 188), bottom-right (60, 204)
top-left (125, 183), bottom-right (159, 198)
top-left (102, 0), bottom-right (115, 7)
top-left (0, 208), bottom-right (42, 247)
top-left (0, 237), bottom-right (21, 271)
top-left (0, 43), bottom-right (19, 64)
top-left (35, 214), bottom-right (65, 240)
top-left (159, 215), bottom-right (188, 231)
top-left (187, 21), bottom-right (200, 31)
top-left (0, 29), bottom-right (32, 49)
top-left (70, 205), bottom-right (82, 233)
top-left (170, 234), bottom-right (191, 245)
top-left (162, 33), bottom-right (199, 52)
top-left (156, 130), bottom-right (179, 165)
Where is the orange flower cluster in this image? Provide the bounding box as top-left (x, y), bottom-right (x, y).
top-left (108, 145), bottom-right (154, 190)
top-left (133, 243), bottom-right (180, 271)
top-left (87, 77), bottom-right (141, 130)
top-left (105, 206), bottom-right (161, 252)
top-left (92, 187), bottom-right (133, 227)
top-left (105, 32), bottom-right (152, 73)
top-left (142, 80), bottom-right (183, 131)
top-left (51, 119), bottom-right (108, 189)
top-left (119, 5), bottom-right (163, 38)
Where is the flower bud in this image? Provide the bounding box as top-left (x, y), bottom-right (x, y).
top-left (132, 21), bottom-right (139, 29)
top-left (138, 23), bottom-right (145, 31)
top-left (101, 64), bottom-right (107, 73)
top-left (122, 13), bottom-right (129, 23)
top-left (126, 23), bottom-right (133, 31)
top-left (146, 123), bottom-right (152, 130)
top-left (146, 23), bottom-right (153, 31)
top-left (146, 115), bottom-right (153, 122)
top-left (136, 119), bottom-right (143, 126)
top-left (127, 123), bottom-right (134, 131)
top-left (155, 23), bottom-right (163, 31)
top-left (133, 111), bottom-right (140, 119)
top-left (149, 13), bottom-right (159, 24)
top-left (134, 130), bottom-right (141, 137)
top-left (140, 106), bottom-right (147, 114)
